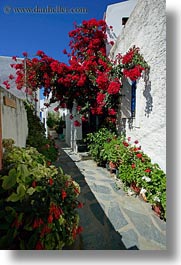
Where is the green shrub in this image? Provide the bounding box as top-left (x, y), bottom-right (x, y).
top-left (0, 144), bottom-right (82, 250)
top-left (86, 129), bottom-right (166, 220)
top-left (86, 128), bottom-right (116, 166)
top-left (24, 101), bottom-right (58, 162)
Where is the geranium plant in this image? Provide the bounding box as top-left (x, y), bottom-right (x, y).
top-left (86, 129), bottom-right (166, 220)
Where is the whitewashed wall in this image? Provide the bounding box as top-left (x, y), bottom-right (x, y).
top-left (105, 0), bottom-right (137, 54)
top-left (109, 0), bottom-right (166, 172)
top-left (65, 102), bottom-right (82, 151)
top-left (0, 88), bottom-right (28, 147)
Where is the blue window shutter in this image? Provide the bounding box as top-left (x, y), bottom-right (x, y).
top-left (131, 81), bottom-right (136, 117)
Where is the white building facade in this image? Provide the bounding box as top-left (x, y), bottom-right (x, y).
top-left (108, 0), bottom-right (166, 172)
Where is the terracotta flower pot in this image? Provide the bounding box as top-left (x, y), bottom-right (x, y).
top-left (152, 204), bottom-right (162, 217)
top-left (109, 161), bottom-right (117, 169)
top-left (130, 181), bottom-right (141, 194)
top-left (109, 161), bottom-right (117, 173)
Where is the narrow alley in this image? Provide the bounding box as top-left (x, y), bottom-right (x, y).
top-left (55, 140), bottom-right (166, 250)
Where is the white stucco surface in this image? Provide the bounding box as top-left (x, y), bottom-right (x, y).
top-left (0, 88), bottom-right (28, 147)
top-left (109, 0), bottom-right (166, 172)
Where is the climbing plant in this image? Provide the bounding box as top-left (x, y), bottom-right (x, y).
top-left (4, 19), bottom-right (149, 126)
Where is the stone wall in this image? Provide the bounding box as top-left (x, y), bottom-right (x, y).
top-left (0, 88), bottom-right (28, 147)
top-left (110, 0), bottom-right (166, 171)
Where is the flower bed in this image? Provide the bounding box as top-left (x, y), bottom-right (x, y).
top-left (86, 129), bottom-right (166, 220)
top-left (0, 142), bottom-right (82, 249)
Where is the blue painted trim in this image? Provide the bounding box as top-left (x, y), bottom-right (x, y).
top-left (131, 81), bottom-right (136, 117)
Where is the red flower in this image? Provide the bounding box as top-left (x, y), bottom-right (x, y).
top-left (110, 41), bottom-right (114, 46)
top-left (127, 137), bottom-right (131, 142)
top-left (108, 108), bottom-right (117, 116)
top-left (35, 241), bottom-right (44, 250)
top-left (74, 120), bottom-right (81, 127)
top-left (47, 161), bottom-right (51, 166)
top-left (123, 141), bottom-right (129, 147)
top-left (11, 216), bottom-right (22, 229)
top-left (131, 164), bottom-right (136, 169)
top-left (136, 153), bottom-right (142, 158)
top-left (32, 180), bottom-right (37, 188)
top-left (22, 52), bottom-right (28, 57)
top-left (12, 56), bottom-right (17, 61)
top-left (9, 74), bottom-right (14, 80)
top-left (36, 50), bottom-right (45, 57)
top-left (96, 92), bottom-right (106, 105)
top-left (49, 178), bottom-right (53, 186)
top-left (107, 81), bottom-right (120, 95)
top-left (61, 190), bottom-right (67, 200)
top-left (134, 140), bottom-right (139, 144)
top-left (48, 214), bottom-right (53, 223)
top-left (145, 168), bottom-right (151, 173)
top-left (76, 226), bottom-right (83, 234)
top-left (3, 80), bottom-right (10, 89)
top-left (81, 116), bottom-right (87, 122)
top-left (49, 203), bottom-right (63, 219)
top-left (40, 225), bottom-right (51, 237)
top-left (69, 114), bottom-right (73, 120)
top-left (77, 202), bottom-right (84, 208)
top-left (33, 218), bottom-right (44, 229)
top-left (54, 107), bottom-right (59, 112)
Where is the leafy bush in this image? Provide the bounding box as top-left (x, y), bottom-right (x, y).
top-left (86, 129), bottom-right (166, 220)
top-left (0, 143), bottom-right (82, 250)
top-left (24, 101), bottom-right (58, 162)
top-left (86, 128), bottom-right (116, 166)
top-left (46, 111), bottom-right (63, 131)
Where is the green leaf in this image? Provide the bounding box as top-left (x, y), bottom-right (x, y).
top-left (17, 184), bottom-right (26, 197)
top-left (7, 184), bottom-right (26, 202)
top-left (27, 187), bottom-right (35, 196)
top-left (6, 192), bottom-right (21, 202)
top-left (17, 164), bottom-right (30, 182)
top-left (2, 168), bottom-right (17, 190)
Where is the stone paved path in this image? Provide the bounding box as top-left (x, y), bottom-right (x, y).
top-left (55, 140), bottom-right (166, 250)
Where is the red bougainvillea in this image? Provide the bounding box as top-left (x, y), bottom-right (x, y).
top-left (4, 19), bottom-right (148, 125)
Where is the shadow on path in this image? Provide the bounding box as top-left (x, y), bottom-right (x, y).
top-left (55, 140), bottom-right (138, 250)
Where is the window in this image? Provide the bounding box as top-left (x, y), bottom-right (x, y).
top-left (120, 77), bottom-right (136, 118)
top-left (131, 81), bottom-right (136, 118)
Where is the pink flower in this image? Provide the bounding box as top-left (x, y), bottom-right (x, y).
top-left (134, 140), bottom-right (139, 144)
